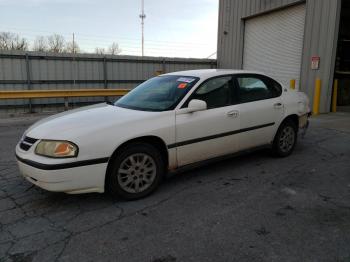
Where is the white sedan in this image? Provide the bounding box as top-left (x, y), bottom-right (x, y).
top-left (15, 69), bottom-right (310, 200)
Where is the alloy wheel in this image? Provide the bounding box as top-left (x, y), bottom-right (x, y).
top-left (117, 153), bottom-right (157, 194)
top-left (279, 126), bottom-right (295, 153)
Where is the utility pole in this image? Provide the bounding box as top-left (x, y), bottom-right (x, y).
top-left (72, 33), bottom-right (75, 54)
top-left (139, 0), bottom-right (146, 56)
top-left (72, 33), bottom-right (76, 88)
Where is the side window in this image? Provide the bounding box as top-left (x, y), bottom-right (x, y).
top-left (236, 76), bottom-right (274, 103)
top-left (191, 76), bottom-right (232, 109)
top-left (270, 79), bottom-right (283, 97)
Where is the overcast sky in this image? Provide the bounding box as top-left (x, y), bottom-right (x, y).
top-left (0, 0), bottom-right (219, 58)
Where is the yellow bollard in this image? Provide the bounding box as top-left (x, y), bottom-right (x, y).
top-left (331, 79), bottom-right (338, 113)
top-left (312, 78), bottom-right (321, 115)
top-left (290, 79), bottom-right (296, 90)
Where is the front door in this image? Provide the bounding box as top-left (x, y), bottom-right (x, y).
top-left (175, 75), bottom-right (240, 167)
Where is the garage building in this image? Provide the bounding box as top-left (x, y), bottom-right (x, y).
top-left (217, 0), bottom-right (350, 113)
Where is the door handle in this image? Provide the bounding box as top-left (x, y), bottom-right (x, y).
top-left (274, 103), bottom-right (283, 109)
top-left (227, 110), bottom-right (239, 118)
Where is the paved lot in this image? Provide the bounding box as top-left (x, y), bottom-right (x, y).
top-left (1, 113), bottom-right (350, 262)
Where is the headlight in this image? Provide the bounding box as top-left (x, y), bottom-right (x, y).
top-left (35, 140), bottom-right (78, 158)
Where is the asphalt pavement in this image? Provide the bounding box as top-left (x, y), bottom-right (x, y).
top-left (0, 112), bottom-right (350, 262)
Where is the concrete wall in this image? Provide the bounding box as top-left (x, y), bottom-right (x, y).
top-left (0, 51), bottom-right (216, 113)
top-left (217, 0), bottom-right (342, 113)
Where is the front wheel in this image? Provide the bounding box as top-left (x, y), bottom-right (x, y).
top-left (272, 120), bottom-right (298, 157)
top-left (107, 143), bottom-right (164, 200)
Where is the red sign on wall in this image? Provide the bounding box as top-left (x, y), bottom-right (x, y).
top-left (311, 56), bottom-right (320, 70)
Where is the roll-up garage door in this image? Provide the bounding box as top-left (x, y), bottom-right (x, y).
top-left (243, 4), bottom-right (306, 89)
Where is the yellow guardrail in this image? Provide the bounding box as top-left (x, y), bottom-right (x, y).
top-left (0, 89), bottom-right (130, 99)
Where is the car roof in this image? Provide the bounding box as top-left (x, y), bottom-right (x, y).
top-left (163, 69), bottom-right (266, 79)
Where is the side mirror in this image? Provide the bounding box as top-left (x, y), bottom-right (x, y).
top-left (187, 99), bottom-right (207, 113)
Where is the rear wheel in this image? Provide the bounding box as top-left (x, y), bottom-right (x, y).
top-left (272, 120), bottom-right (298, 157)
top-left (107, 143), bottom-right (164, 200)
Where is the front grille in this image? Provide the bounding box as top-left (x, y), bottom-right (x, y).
top-left (19, 136), bottom-right (38, 151)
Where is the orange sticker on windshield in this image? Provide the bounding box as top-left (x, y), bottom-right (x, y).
top-left (178, 83), bottom-right (187, 89)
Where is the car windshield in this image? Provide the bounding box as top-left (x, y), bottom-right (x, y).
top-left (115, 75), bottom-right (199, 111)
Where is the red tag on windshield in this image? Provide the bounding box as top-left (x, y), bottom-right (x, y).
top-left (178, 83), bottom-right (187, 89)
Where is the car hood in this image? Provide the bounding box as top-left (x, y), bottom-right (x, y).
top-left (25, 103), bottom-right (162, 140)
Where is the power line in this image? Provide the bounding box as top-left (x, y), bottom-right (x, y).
top-left (0, 24), bottom-right (212, 46)
top-left (206, 51), bottom-right (217, 59)
top-left (0, 27), bottom-right (217, 58)
top-left (0, 33), bottom-right (214, 54)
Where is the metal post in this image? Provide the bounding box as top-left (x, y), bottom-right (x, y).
top-left (103, 56), bottom-right (108, 102)
top-left (210, 62), bottom-right (214, 69)
top-left (312, 78), bottom-right (321, 116)
top-left (72, 33), bottom-right (76, 88)
top-left (332, 79), bottom-right (338, 113)
top-left (162, 58), bottom-right (166, 74)
top-left (64, 97), bottom-right (69, 111)
top-left (290, 79), bottom-right (296, 90)
top-left (25, 53), bottom-right (33, 113)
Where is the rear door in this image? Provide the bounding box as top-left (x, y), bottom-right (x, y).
top-left (175, 75), bottom-right (240, 167)
top-left (233, 74), bottom-right (284, 150)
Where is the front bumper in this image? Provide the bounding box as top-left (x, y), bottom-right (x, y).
top-left (16, 154), bottom-right (108, 194)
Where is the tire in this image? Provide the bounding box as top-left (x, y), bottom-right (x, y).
top-left (272, 119), bottom-right (298, 157)
top-left (106, 143), bottom-right (165, 200)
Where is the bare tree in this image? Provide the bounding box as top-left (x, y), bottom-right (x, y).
top-left (95, 47), bottom-right (106, 55)
top-left (108, 42), bottom-right (121, 55)
top-left (47, 34), bottom-right (65, 53)
top-left (95, 43), bottom-right (121, 55)
top-left (12, 35), bottom-right (28, 50)
top-left (0, 32), bottom-right (13, 50)
top-left (0, 32), bottom-right (28, 51)
top-left (65, 41), bottom-right (80, 54)
top-left (32, 36), bottom-right (48, 52)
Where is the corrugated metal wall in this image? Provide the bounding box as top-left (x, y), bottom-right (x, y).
top-left (0, 51), bottom-right (216, 113)
top-left (217, 0), bottom-right (342, 113)
top-left (300, 0), bottom-right (341, 113)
